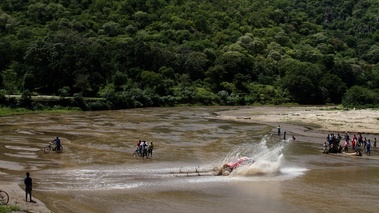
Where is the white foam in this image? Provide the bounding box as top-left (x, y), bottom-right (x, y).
top-left (279, 167), bottom-right (309, 176)
top-left (223, 135), bottom-right (306, 178)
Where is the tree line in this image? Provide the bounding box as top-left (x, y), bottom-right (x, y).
top-left (0, 0), bottom-right (378, 110)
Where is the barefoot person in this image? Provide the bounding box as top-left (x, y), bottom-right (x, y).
top-left (24, 172), bottom-right (33, 202)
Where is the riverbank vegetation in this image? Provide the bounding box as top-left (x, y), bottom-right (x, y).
top-left (0, 205), bottom-right (20, 213)
top-left (0, 106), bottom-right (80, 117)
top-left (0, 0), bottom-right (378, 110)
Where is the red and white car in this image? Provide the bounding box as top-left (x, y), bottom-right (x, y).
top-left (223, 157), bottom-right (255, 172)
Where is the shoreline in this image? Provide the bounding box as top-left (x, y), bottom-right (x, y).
top-left (213, 106), bottom-right (379, 144)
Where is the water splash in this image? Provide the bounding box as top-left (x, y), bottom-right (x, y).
top-left (220, 135), bottom-right (291, 176)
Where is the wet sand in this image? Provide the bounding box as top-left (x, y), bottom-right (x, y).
top-left (1, 106), bottom-right (378, 212)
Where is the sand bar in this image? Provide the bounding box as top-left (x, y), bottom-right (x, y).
top-left (214, 106), bottom-right (379, 143)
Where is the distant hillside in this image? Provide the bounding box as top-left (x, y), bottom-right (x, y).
top-left (0, 0), bottom-right (378, 109)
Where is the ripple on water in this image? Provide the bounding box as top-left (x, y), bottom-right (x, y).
top-left (15, 129), bottom-right (43, 135)
top-left (4, 152), bottom-right (39, 159)
top-left (5, 145), bottom-right (41, 152)
top-left (0, 160), bottom-right (25, 170)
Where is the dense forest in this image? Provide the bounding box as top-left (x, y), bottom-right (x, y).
top-left (0, 0), bottom-right (378, 110)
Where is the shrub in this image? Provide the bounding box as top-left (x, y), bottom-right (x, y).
top-left (18, 90), bottom-right (33, 108)
top-left (342, 86), bottom-right (379, 108)
top-left (58, 86), bottom-right (71, 97)
top-left (72, 93), bottom-right (88, 110)
top-left (87, 101), bottom-right (109, 110)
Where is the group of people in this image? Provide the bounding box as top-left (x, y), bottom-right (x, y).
top-left (136, 140), bottom-right (154, 158)
top-left (23, 137), bottom-right (154, 202)
top-left (323, 132), bottom-right (376, 156)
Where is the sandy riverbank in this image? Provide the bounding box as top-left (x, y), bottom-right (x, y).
top-left (214, 106), bottom-right (379, 144)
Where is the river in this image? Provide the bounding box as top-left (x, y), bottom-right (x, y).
top-left (0, 106), bottom-right (378, 212)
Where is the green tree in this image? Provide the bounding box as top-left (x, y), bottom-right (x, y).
top-left (0, 0), bottom-right (378, 109)
top-left (102, 21), bottom-right (120, 37)
top-left (18, 89), bottom-right (32, 108)
top-left (342, 85), bottom-right (379, 107)
top-left (27, 2), bottom-right (47, 24)
top-left (279, 59), bottom-right (322, 104)
top-left (133, 11), bottom-right (151, 29)
top-left (113, 71), bottom-right (128, 91)
top-left (204, 65), bottom-right (226, 91)
top-left (319, 73), bottom-right (346, 103)
top-left (140, 70), bottom-right (163, 91)
top-left (363, 44), bottom-right (379, 64)
top-left (216, 51), bottom-right (250, 80)
top-left (183, 51), bottom-right (209, 80)
top-left (22, 72), bottom-right (36, 92)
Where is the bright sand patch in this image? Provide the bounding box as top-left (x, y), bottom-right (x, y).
top-left (214, 106), bottom-right (379, 143)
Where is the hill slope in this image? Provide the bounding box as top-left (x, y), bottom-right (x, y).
top-left (0, 0), bottom-right (378, 109)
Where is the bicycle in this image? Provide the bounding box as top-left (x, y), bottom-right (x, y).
top-left (44, 142), bottom-right (63, 153)
top-left (132, 148), bottom-right (141, 157)
top-left (0, 189), bottom-right (9, 205)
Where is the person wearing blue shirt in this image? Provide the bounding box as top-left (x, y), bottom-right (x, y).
top-left (366, 139), bottom-right (372, 156)
top-left (53, 136), bottom-right (61, 151)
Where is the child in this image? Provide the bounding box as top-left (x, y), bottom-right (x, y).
top-left (323, 142), bottom-right (328, 153)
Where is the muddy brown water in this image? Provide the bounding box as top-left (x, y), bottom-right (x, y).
top-left (1, 106), bottom-right (378, 213)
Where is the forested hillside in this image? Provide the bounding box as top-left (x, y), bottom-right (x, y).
top-left (0, 0), bottom-right (378, 110)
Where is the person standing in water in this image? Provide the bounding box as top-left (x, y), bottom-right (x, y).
top-left (366, 139), bottom-right (372, 156)
top-left (323, 142), bottom-right (328, 153)
top-left (277, 125), bottom-right (281, 136)
top-left (24, 172), bottom-right (33, 202)
top-left (141, 141), bottom-right (148, 158)
top-left (53, 136), bottom-right (61, 151)
top-left (374, 138), bottom-right (377, 149)
top-left (283, 131), bottom-right (287, 140)
top-left (147, 142), bottom-right (154, 158)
